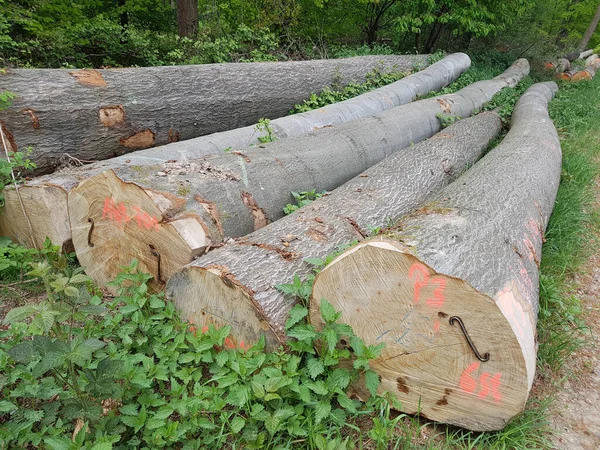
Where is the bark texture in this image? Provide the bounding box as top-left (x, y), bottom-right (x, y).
top-left (1, 53), bottom-right (470, 251)
top-left (311, 83), bottom-right (561, 431)
top-left (164, 112), bottom-right (501, 351)
top-left (69, 59), bottom-right (528, 290)
top-left (0, 54), bottom-right (426, 174)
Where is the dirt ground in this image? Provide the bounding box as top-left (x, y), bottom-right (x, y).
top-left (549, 176), bottom-right (600, 449)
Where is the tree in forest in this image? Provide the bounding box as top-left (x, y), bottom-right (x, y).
top-left (360, 0), bottom-right (400, 45)
top-left (177, 0), bottom-right (199, 37)
top-left (579, 1), bottom-right (600, 50)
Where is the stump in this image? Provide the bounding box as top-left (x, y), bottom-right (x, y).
top-left (310, 83), bottom-right (561, 431)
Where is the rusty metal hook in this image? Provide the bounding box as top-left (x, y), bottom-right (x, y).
top-left (149, 244), bottom-right (164, 284)
top-left (87, 218), bottom-right (95, 247)
top-left (449, 316), bottom-right (490, 362)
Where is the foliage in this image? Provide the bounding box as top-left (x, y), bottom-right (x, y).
top-left (254, 118), bottom-right (278, 144)
top-left (0, 148), bottom-right (37, 208)
top-left (435, 113), bottom-right (460, 128)
top-left (0, 253), bottom-right (393, 449)
top-left (291, 65), bottom-right (406, 114)
top-left (283, 189), bottom-right (326, 215)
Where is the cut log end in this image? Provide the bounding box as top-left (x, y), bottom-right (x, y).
top-left (310, 240), bottom-right (533, 431)
top-left (68, 169), bottom-right (209, 290)
top-left (0, 185), bottom-right (71, 252)
top-left (166, 265), bottom-right (281, 349)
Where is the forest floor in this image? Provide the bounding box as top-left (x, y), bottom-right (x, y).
top-left (549, 164), bottom-right (600, 449)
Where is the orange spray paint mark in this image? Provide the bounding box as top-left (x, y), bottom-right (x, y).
top-left (409, 262), bottom-right (447, 308)
top-left (459, 361), bottom-right (503, 403)
top-left (102, 198), bottom-right (159, 231)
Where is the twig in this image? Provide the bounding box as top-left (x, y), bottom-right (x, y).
top-left (1, 278), bottom-right (39, 288)
top-left (61, 153), bottom-right (98, 165)
top-left (0, 125), bottom-right (37, 248)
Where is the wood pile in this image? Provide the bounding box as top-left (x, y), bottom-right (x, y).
top-left (0, 55), bottom-right (560, 433)
top-left (0, 53), bottom-right (471, 251)
top-left (68, 58), bottom-right (528, 290)
top-left (549, 49), bottom-right (600, 81)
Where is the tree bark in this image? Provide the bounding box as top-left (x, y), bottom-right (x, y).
top-left (165, 111), bottom-right (502, 349)
top-left (311, 83), bottom-right (560, 431)
top-left (177, 0), bottom-right (199, 38)
top-left (0, 54), bottom-right (465, 252)
top-left (68, 60), bottom-right (528, 290)
top-left (578, 2), bottom-right (600, 51)
top-left (0, 54), bottom-right (426, 175)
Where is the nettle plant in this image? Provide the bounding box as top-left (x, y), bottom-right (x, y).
top-left (1, 254), bottom-right (391, 449)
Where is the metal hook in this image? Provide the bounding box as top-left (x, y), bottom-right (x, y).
top-left (149, 244), bottom-right (164, 284)
top-left (449, 316), bottom-right (490, 362)
top-left (87, 218), bottom-right (95, 247)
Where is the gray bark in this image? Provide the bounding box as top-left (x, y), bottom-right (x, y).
top-left (166, 112), bottom-right (502, 347)
top-left (0, 54), bottom-right (427, 174)
top-left (68, 59), bottom-right (529, 290)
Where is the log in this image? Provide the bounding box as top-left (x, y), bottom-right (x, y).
top-left (310, 83), bottom-right (561, 431)
top-left (69, 60), bottom-right (529, 289)
top-left (555, 58), bottom-right (571, 73)
top-left (165, 111), bottom-right (502, 349)
top-left (0, 54), bottom-right (428, 174)
top-left (0, 53), bottom-right (471, 251)
top-left (585, 53), bottom-right (599, 66)
top-left (570, 67), bottom-right (596, 81)
top-left (563, 49), bottom-right (593, 61)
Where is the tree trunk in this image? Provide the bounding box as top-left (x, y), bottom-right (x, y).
top-left (0, 54), bottom-right (425, 175)
top-left (0, 54), bottom-right (464, 252)
top-left (311, 83), bottom-right (560, 431)
top-left (68, 60), bottom-right (528, 290)
top-left (578, 2), bottom-right (600, 51)
top-left (177, 0), bottom-right (198, 37)
top-left (165, 111), bottom-right (502, 349)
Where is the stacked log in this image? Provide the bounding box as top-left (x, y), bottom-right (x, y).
top-left (553, 49), bottom-right (600, 81)
top-left (311, 83), bottom-right (560, 431)
top-left (0, 54), bottom-right (429, 175)
top-left (68, 60), bottom-right (529, 289)
top-left (0, 53), bottom-right (472, 251)
top-left (164, 111), bottom-right (502, 349)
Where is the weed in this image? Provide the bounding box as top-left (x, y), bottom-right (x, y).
top-left (283, 190), bottom-right (326, 215)
top-left (255, 118), bottom-right (278, 144)
top-left (435, 113), bottom-right (461, 128)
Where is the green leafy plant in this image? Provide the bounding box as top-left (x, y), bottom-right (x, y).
top-left (1, 251), bottom-right (390, 449)
top-left (255, 118), bottom-right (278, 143)
top-left (436, 112), bottom-right (461, 128)
top-left (283, 190), bottom-right (326, 215)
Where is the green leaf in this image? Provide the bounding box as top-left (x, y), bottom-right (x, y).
top-left (320, 299), bottom-right (340, 324)
top-left (44, 436), bottom-right (73, 450)
top-left (336, 391), bottom-right (357, 413)
top-left (226, 384), bottom-right (250, 407)
top-left (324, 327), bottom-right (338, 354)
top-left (3, 305), bottom-right (38, 324)
top-left (149, 296), bottom-right (165, 308)
top-left (287, 324), bottom-right (317, 341)
top-left (7, 341), bottom-right (39, 363)
top-left (146, 416), bottom-right (167, 430)
top-left (32, 352), bottom-right (66, 378)
top-left (307, 358), bottom-right (324, 379)
top-left (119, 404), bottom-right (139, 416)
top-left (70, 274), bottom-right (92, 284)
top-left (0, 400), bottom-right (17, 413)
top-left (364, 370), bottom-right (380, 397)
top-left (304, 257), bottom-right (324, 266)
top-left (231, 416), bottom-right (245, 433)
top-left (285, 304), bottom-right (308, 329)
top-left (328, 368), bottom-right (350, 390)
top-left (91, 443), bottom-right (113, 450)
top-left (314, 401), bottom-right (331, 424)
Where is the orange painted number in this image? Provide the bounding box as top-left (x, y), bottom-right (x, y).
top-left (409, 262), bottom-right (447, 308)
top-left (459, 361), bottom-right (502, 403)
